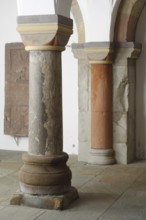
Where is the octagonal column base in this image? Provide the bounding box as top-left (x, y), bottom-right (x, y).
top-left (10, 187), bottom-right (79, 210)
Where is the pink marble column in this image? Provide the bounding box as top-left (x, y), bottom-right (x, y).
top-left (91, 64), bottom-right (112, 149)
top-left (85, 42), bottom-right (115, 165)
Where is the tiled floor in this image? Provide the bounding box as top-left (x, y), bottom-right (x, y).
top-left (0, 150), bottom-right (146, 219)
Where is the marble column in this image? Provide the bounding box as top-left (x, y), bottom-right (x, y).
top-left (85, 42), bottom-right (115, 165)
top-left (10, 14), bottom-right (78, 210)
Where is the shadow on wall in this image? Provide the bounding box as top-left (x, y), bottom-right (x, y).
top-left (136, 5), bottom-right (146, 159)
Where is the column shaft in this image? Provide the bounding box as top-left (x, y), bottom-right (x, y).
top-left (29, 51), bottom-right (62, 155)
top-left (89, 62), bottom-right (114, 165)
top-left (91, 64), bottom-right (113, 149)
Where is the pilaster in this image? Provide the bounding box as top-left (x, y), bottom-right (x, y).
top-left (113, 42), bottom-right (141, 164)
top-left (73, 42), bottom-right (115, 165)
top-left (72, 44), bottom-right (90, 162)
top-left (84, 42), bottom-right (115, 165)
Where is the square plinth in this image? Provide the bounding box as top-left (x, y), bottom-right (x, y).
top-left (10, 187), bottom-right (79, 210)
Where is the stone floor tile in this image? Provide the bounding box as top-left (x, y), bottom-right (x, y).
top-left (102, 165), bottom-right (145, 177)
top-left (130, 177), bottom-right (146, 191)
top-left (139, 170), bottom-right (146, 179)
top-left (67, 155), bottom-right (78, 166)
top-left (0, 174), bottom-right (19, 205)
top-left (79, 177), bottom-right (117, 195)
top-left (115, 190), bottom-right (146, 207)
top-left (79, 171), bottom-right (137, 195)
top-left (71, 163), bottom-right (107, 176)
top-left (100, 175), bottom-right (136, 195)
top-left (34, 210), bottom-right (66, 220)
top-left (0, 206), bottom-right (5, 210)
top-left (129, 160), bottom-right (146, 168)
top-left (0, 206), bottom-right (45, 220)
top-left (0, 162), bottom-right (21, 178)
top-left (0, 150), bottom-right (24, 162)
top-left (36, 193), bottom-right (117, 220)
top-left (98, 205), bottom-right (146, 220)
top-left (72, 174), bottom-right (93, 189)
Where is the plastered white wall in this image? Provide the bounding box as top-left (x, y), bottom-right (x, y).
top-left (17, 0), bottom-right (72, 18)
top-left (78, 0), bottom-right (112, 41)
top-left (62, 14), bottom-right (78, 154)
top-left (17, 0), bottom-right (55, 15)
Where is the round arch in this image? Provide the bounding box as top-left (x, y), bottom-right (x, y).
top-left (114, 0), bottom-right (146, 42)
top-left (71, 0), bottom-right (85, 43)
top-left (112, 0), bottom-right (146, 163)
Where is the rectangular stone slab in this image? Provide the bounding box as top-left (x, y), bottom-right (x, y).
top-left (4, 43), bottom-right (29, 136)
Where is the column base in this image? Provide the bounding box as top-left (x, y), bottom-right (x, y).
top-left (19, 153), bottom-right (72, 195)
top-left (10, 187), bottom-right (79, 210)
top-left (88, 148), bottom-right (115, 165)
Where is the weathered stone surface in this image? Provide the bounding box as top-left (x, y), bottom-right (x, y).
top-left (113, 44), bottom-right (141, 164)
top-left (10, 187), bottom-right (79, 210)
top-left (29, 51), bottom-right (63, 155)
top-left (113, 143), bottom-right (127, 164)
top-left (4, 43), bottom-right (29, 136)
top-left (19, 153), bottom-right (72, 195)
top-left (113, 112), bottom-right (127, 143)
top-left (113, 66), bottom-right (129, 112)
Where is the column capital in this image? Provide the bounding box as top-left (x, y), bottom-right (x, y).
top-left (84, 42), bottom-right (114, 64)
top-left (114, 42), bottom-right (142, 63)
top-left (72, 42), bottom-right (114, 64)
top-left (72, 43), bottom-right (87, 60)
top-left (17, 14), bottom-right (73, 51)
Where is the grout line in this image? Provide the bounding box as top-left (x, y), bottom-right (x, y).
top-left (77, 166), bottom-right (110, 190)
top-left (31, 210), bottom-right (47, 220)
top-left (96, 168), bottom-right (145, 220)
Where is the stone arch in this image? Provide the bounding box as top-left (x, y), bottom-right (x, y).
top-left (71, 0), bottom-right (85, 43)
top-left (110, 0), bottom-right (121, 40)
top-left (114, 0), bottom-right (146, 42)
top-left (112, 0), bottom-right (146, 163)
